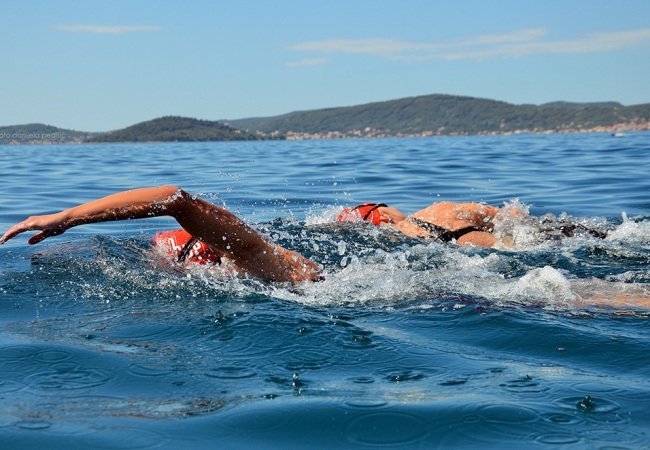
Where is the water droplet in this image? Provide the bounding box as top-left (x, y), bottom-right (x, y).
top-left (577, 395), bottom-right (595, 411)
top-left (292, 372), bottom-right (303, 388)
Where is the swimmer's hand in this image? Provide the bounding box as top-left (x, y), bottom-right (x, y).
top-left (0, 212), bottom-right (69, 245)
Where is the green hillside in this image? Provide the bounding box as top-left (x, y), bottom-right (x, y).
top-left (3, 94), bottom-right (649, 144)
top-left (0, 124), bottom-right (91, 144)
top-left (230, 94), bottom-right (650, 135)
top-left (88, 116), bottom-right (264, 143)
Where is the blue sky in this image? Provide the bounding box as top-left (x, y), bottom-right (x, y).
top-left (2, 0), bottom-right (650, 131)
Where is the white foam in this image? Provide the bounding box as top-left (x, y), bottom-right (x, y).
top-left (270, 246), bottom-right (547, 308)
top-left (305, 206), bottom-right (343, 225)
top-left (77, 212), bottom-right (650, 311)
top-left (500, 266), bottom-right (577, 307)
top-left (607, 214), bottom-right (650, 244)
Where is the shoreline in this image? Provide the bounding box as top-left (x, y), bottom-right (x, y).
top-left (2, 125), bottom-right (648, 145)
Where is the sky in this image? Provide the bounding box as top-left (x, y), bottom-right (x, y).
top-left (2, 0), bottom-right (650, 131)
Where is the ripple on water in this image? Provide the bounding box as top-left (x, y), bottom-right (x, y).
top-left (108, 323), bottom-right (195, 343)
top-left (342, 399), bottom-right (388, 409)
top-left (0, 379), bottom-right (25, 394)
top-left (74, 428), bottom-right (170, 450)
top-left (436, 402), bottom-right (546, 447)
top-left (220, 407), bottom-right (291, 434)
top-left (333, 329), bottom-right (377, 349)
top-left (477, 403), bottom-right (539, 424)
top-left (542, 412), bottom-right (582, 425)
top-left (346, 411), bottom-right (429, 446)
top-left (535, 433), bottom-right (582, 445)
top-left (280, 347), bottom-right (336, 371)
top-left (205, 365), bottom-right (257, 380)
top-left (439, 378), bottom-right (468, 386)
top-left (349, 376), bottom-right (375, 384)
top-left (206, 334), bottom-right (273, 358)
top-left (579, 428), bottom-right (646, 447)
top-left (33, 349), bottom-right (73, 364)
top-left (126, 363), bottom-right (174, 378)
top-left (571, 381), bottom-right (624, 395)
top-left (14, 419), bottom-right (52, 431)
top-left (499, 374), bottom-right (550, 395)
top-left (24, 362), bottom-right (114, 391)
top-left (376, 367), bottom-right (428, 383)
top-left (0, 345), bottom-right (40, 362)
top-left (555, 395), bottom-right (628, 423)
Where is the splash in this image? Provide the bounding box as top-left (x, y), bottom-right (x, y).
top-left (18, 208), bottom-right (650, 312)
top-left (305, 205), bottom-right (345, 226)
top-left (607, 212), bottom-right (650, 244)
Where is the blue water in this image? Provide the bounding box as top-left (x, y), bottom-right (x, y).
top-left (1, 134), bottom-right (649, 449)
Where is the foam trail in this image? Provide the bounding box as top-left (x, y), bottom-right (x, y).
top-left (607, 213), bottom-right (650, 243)
top-left (39, 212), bottom-right (649, 312)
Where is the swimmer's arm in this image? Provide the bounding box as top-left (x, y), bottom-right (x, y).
top-left (0, 186), bottom-right (183, 244)
top-left (0, 186), bottom-right (320, 283)
top-left (456, 230), bottom-right (496, 247)
top-left (168, 188), bottom-right (321, 283)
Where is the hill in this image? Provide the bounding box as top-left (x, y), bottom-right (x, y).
top-left (3, 95), bottom-right (650, 144)
top-left (0, 124), bottom-right (92, 144)
top-left (87, 116), bottom-right (265, 143)
top-left (230, 94), bottom-right (650, 137)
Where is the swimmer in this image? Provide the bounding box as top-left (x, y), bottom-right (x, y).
top-left (336, 203), bottom-right (650, 310)
top-left (336, 202), bottom-right (608, 248)
top-left (0, 187), bottom-right (648, 310)
top-left (0, 190), bottom-right (615, 275)
top-left (0, 186), bottom-right (321, 283)
top-left (1, 191), bottom-right (501, 272)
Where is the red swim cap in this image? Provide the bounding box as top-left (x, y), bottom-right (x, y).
top-left (152, 229), bottom-right (220, 265)
top-left (336, 203), bottom-right (387, 226)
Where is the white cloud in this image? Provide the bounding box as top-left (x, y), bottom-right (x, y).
top-left (286, 57), bottom-right (328, 68)
top-left (290, 28), bottom-right (650, 62)
top-left (54, 24), bottom-right (161, 34)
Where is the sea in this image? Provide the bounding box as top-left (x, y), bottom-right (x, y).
top-left (0, 133), bottom-right (649, 449)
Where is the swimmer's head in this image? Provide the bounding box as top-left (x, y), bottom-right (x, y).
top-left (336, 203), bottom-right (388, 226)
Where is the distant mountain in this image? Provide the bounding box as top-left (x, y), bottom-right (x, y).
top-left (0, 117), bottom-right (267, 144)
top-left (538, 101), bottom-right (623, 109)
top-left (87, 116), bottom-right (265, 143)
top-left (0, 124), bottom-right (92, 144)
top-left (230, 94), bottom-right (650, 137)
top-left (3, 95), bottom-right (649, 144)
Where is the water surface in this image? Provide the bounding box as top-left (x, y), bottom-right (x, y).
top-left (1, 133), bottom-right (649, 448)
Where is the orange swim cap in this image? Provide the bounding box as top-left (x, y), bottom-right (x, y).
top-left (152, 229), bottom-right (220, 265)
top-left (336, 203), bottom-right (387, 226)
